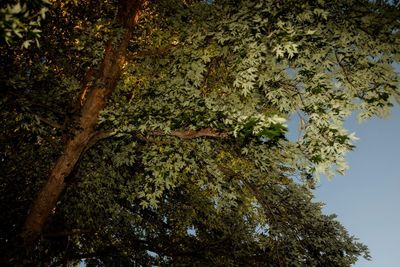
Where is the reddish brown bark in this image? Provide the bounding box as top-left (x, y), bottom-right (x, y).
top-left (153, 128), bottom-right (230, 139)
top-left (21, 0), bottom-right (145, 245)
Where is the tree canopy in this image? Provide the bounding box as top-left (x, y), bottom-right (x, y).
top-left (1, 0), bottom-right (398, 266)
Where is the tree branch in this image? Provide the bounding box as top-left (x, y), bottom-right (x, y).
top-left (44, 229), bottom-right (93, 238)
top-left (35, 115), bottom-right (63, 129)
top-left (127, 44), bottom-right (178, 61)
top-left (334, 50), bottom-right (358, 90)
top-left (151, 128), bottom-right (229, 140)
top-left (70, 127), bottom-right (231, 150)
top-left (217, 165), bottom-right (279, 222)
top-left (82, 130), bottom-right (117, 155)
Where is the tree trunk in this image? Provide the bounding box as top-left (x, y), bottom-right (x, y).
top-left (21, 0), bottom-right (145, 246)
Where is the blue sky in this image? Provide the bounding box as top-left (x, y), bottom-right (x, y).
top-left (313, 106), bottom-right (400, 267)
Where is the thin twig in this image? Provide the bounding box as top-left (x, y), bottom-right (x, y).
top-left (35, 115), bottom-right (63, 129)
top-left (334, 50), bottom-right (357, 90)
top-left (44, 229), bottom-right (92, 238)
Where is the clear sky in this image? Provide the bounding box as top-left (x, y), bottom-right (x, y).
top-left (313, 106), bottom-right (400, 267)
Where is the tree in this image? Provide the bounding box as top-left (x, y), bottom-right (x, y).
top-left (1, 0), bottom-right (398, 265)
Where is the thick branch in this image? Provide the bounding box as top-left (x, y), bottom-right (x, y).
top-left (152, 128), bottom-right (229, 140)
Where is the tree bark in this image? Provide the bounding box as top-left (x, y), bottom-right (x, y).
top-left (21, 0), bottom-right (145, 246)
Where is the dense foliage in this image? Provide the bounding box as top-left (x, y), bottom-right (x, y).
top-left (1, 0), bottom-right (398, 265)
